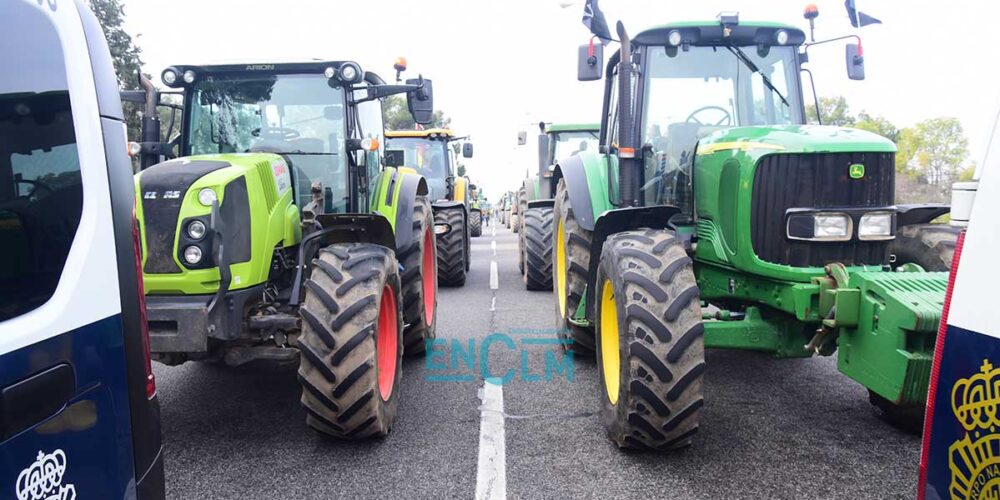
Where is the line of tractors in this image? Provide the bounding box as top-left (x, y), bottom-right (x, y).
top-left (124, 8), bottom-right (968, 452)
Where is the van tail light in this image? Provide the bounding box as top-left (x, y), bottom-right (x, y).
top-left (917, 230), bottom-right (966, 499)
top-left (132, 201), bottom-right (156, 399)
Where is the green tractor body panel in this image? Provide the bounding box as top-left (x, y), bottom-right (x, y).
top-left (692, 126), bottom-right (896, 283)
top-left (135, 153), bottom-right (298, 295)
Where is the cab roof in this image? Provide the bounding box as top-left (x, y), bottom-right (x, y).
top-left (385, 129), bottom-right (455, 139)
top-left (634, 20), bottom-right (806, 47)
top-left (547, 123), bottom-right (599, 134)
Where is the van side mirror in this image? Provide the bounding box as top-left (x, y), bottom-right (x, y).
top-left (846, 44), bottom-right (865, 81)
top-left (578, 43), bottom-right (604, 81)
top-left (406, 77), bottom-right (434, 125)
top-left (462, 143), bottom-right (474, 158)
top-left (385, 149), bottom-right (405, 167)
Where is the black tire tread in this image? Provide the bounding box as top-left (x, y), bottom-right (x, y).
top-left (400, 197), bottom-right (437, 355)
top-left (435, 207), bottom-right (468, 287)
top-left (523, 207), bottom-right (554, 290)
top-left (552, 179), bottom-right (596, 355)
top-left (889, 223), bottom-right (960, 272)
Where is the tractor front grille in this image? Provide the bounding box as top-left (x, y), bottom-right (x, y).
top-left (750, 152), bottom-right (895, 268)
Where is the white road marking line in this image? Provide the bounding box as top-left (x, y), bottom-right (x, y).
top-left (476, 379), bottom-right (507, 500)
top-left (490, 296), bottom-right (496, 311)
top-left (491, 240), bottom-right (497, 256)
top-left (490, 261), bottom-right (499, 290)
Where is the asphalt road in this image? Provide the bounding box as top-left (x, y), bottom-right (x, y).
top-left (153, 220), bottom-right (921, 499)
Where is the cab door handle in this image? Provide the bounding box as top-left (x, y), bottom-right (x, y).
top-left (0, 363), bottom-right (76, 440)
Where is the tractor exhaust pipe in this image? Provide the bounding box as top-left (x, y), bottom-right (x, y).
top-left (615, 21), bottom-right (640, 207)
top-left (138, 71), bottom-right (161, 170)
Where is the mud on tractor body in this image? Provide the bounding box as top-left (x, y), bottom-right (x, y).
top-left (518, 122), bottom-right (599, 290)
top-left (554, 16), bottom-right (958, 450)
top-left (385, 129), bottom-right (475, 286)
top-left (130, 60), bottom-right (439, 439)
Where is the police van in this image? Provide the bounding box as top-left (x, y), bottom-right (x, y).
top-left (0, 1), bottom-right (165, 498)
top-left (919, 110), bottom-right (999, 499)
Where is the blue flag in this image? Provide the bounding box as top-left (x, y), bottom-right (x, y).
top-left (845, 0), bottom-right (883, 27)
top-left (582, 0), bottom-right (612, 44)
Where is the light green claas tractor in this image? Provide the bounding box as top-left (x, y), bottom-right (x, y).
top-left (384, 129), bottom-right (475, 286)
top-left (553, 15), bottom-right (956, 450)
top-left (130, 60), bottom-right (439, 439)
top-left (518, 122), bottom-right (599, 290)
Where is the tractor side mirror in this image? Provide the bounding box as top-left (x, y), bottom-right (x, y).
top-left (517, 131), bottom-right (528, 146)
top-left (406, 77), bottom-right (434, 125)
top-left (385, 149), bottom-right (405, 167)
top-left (846, 44), bottom-right (865, 81)
top-left (578, 43), bottom-right (604, 81)
top-left (462, 143), bottom-right (474, 158)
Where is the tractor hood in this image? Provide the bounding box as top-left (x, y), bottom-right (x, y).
top-left (697, 125), bottom-right (896, 158)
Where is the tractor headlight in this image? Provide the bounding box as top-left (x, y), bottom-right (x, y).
top-left (198, 188), bottom-right (218, 206)
top-left (324, 66), bottom-right (337, 79)
top-left (787, 212), bottom-right (852, 241)
top-left (162, 68), bottom-right (178, 86)
top-left (775, 29), bottom-right (790, 45)
top-left (183, 246), bottom-right (203, 265)
top-left (338, 62), bottom-right (363, 84)
top-left (667, 30), bottom-right (683, 46)
top-left (182, 70), bottom-right (196, 84)
top-left (434, 223), bottom-right (450, 235)
top-left (187, 220), bottom-right (207, 240)
top-left (859, 212), bottom-right (894, 240)
top-left (813, 213), bottom-right (851, 240)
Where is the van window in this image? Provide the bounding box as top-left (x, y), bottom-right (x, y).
top-left (0, 5), bottom-right (82, 321)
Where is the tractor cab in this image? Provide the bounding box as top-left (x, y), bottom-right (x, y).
top-left (384, 129), bottom-right (473, 203)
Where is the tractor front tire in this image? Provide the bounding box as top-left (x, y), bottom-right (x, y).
top-left (470, 209), bottom-right (482, 237)
top-left (511, 213), bottom-right (520, 233)
top-left (595, 230), bottom-right (705, 450)
top-left (889, 223), bottom-right (961, 272)
top-left (436, 207), bottom-right (467, 287)
top-left (399, 197), bottom-right (437, 355)
top-left (297, 243), bottom-right (403, 439)
top-left (552, 179), bottom-right (595, 355)
top-left (523, 207), bottom-right (554, 290)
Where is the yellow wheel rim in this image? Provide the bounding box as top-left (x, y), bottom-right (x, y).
top-left (600, 279), bottom-right (620, 405)
top-left (556, 218), bottom-right (567, 318)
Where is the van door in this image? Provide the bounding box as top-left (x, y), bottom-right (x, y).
top-left (0, 2), bottom-right (160, 498)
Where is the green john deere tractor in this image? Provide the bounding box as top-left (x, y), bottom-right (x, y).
top-left (384, 129), bottom-right (474, 286)
top-left (130, 60), bottom-right (439, 439)
top-left (553, 15), bottom-right (956, 450)
top-left (518, 122), bottom-right (599, 290)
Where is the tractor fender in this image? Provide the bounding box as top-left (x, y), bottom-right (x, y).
top-left (896, 203), bottom-right (950, 227)
top-left (390, 171), bottom-right (430, 251)
top-left (522, 177), bottom-right (538, 202)
top-left (551, 152), bottom-right (610, 231)
top-left (583, 205), bottom-right (682, 321)
top-left (313, 213), bottom-right (396, 251)
top-left (432, 200), bottom-right (469, 234)
top-left (527, 199), bottom-right (555, 209)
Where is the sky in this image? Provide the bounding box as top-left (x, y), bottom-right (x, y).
top-left (122, 0), bottom-right (1000, 201)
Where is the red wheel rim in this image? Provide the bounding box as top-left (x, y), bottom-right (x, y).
top-left (422, 228), bottom-right (436, 324)
top-left (376, 285), bottom-right (398, 401)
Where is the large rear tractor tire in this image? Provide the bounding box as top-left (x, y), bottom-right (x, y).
top-left (523, 207), bottom-right (554, 290)
top-left (889, 223), bottom-right (960, 272)
top-left (297, 243), bottom-right (404, 439)
top-left (511, 213), bottom-right (520, 234)
top-left (399, 197), bottom-right (437, 355)
top-left (470, 209), bottom-right (482, 237)
top-left (595, 230), bottom-right (705, 450)
top-left (552, 178), bottom-right (595, 355)
top-left (436, 207), bottom-right (467, 287)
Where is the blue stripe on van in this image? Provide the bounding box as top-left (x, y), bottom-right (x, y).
top-left (924, 324), bottom-right (1000, 499)
top-left (0, 314), bottom-right (135, 499)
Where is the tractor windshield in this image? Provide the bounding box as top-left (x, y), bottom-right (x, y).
top-left (551, 130), bottom-right (599, 164)
top-left (386, 137), bottom-right (450, 200)
top-left (186, 74), bottom-right (348, 212)
top-left (640, 44), bottom-right (803, 210)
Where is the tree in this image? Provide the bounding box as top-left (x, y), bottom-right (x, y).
top-left (806, 96), bottom-right (855, 126)
top-left (383, 95), bottom-right (451, 130)
top-left (456, 164), bottom-right (467, 177)
top-left (854, 112), bottom-right (899, 142)
top-left (906, 118), bottom-right (969, 195)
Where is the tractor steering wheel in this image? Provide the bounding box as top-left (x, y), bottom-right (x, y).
top-left (686, 106), bottom-right (733, 127)
top-left (251, 127), bottom-right (301, 141)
